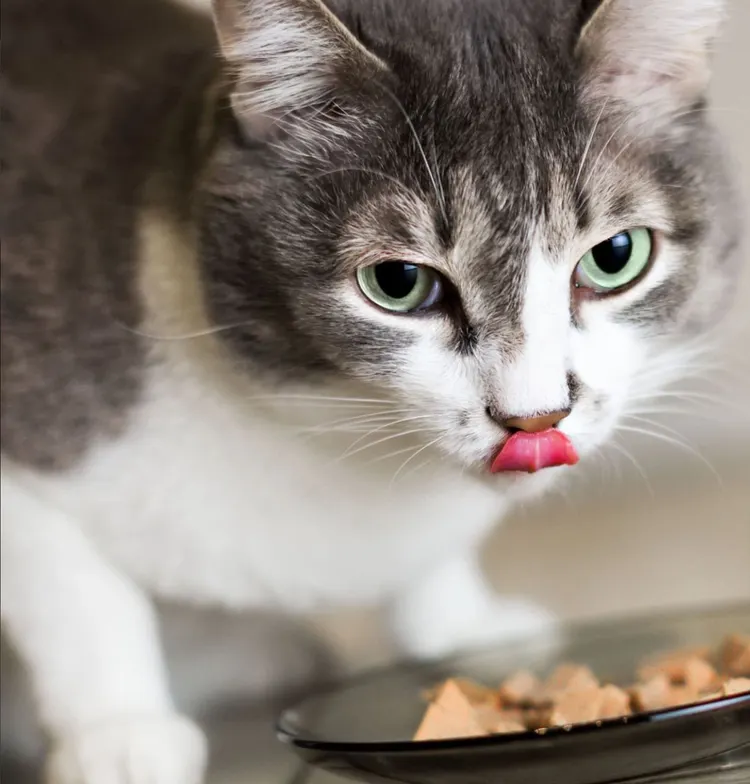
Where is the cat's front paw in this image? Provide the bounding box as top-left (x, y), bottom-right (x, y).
top-left (394, 597), bottom-right (559, 661)
top-left (46, 713), bottom-right (207, 784)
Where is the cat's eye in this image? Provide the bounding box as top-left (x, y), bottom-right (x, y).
top-left (574, 228), bottom-right (653, 294)
top-left (356, 262), bottom-right (444, 313)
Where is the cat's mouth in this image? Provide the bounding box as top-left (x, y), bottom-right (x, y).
top-left (489, 429), bottom-right (579, 474)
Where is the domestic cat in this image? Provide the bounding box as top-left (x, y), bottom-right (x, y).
top-left (1, 0), bottom-right (742, 781)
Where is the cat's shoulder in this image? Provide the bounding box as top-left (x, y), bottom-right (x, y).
top-left (0, 0), bottom-right (215, 472)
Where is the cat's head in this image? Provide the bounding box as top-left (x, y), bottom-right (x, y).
top-left (201, 0), bottom-right (741, 484)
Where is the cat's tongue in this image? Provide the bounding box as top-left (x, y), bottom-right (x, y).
top-left (490, 429), bottom-right (579, 474)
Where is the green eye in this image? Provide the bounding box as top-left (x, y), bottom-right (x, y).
top-left (574, 228), bottom-right (653, 293)
top-left (356, 262), bottom-right (444, 313)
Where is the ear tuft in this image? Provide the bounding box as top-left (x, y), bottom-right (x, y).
top-left (212, 0), bottom-right (386, 141)
top-left (577, 0), bottom-right (725, 124)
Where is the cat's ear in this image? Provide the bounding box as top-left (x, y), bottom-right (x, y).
top-left (212, 0), bottom-right (388, 143)
top-left (576, 0), bottom-right (725, 125)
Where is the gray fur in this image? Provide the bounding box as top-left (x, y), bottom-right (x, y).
top-left (0, 0), bottom-right (214, 469)
top-left (1, 0), bottom-right (741, 470)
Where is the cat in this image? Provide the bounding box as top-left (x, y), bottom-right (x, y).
top-left (0, 0), bottom-right (742, 781)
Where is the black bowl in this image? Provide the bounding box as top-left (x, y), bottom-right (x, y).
top-left (278, 603), bottom-right (750, 784)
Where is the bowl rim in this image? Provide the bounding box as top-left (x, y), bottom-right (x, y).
top-left (277, 600), bottom-right (750, 754)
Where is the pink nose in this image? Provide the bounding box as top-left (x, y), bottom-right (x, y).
top-left (502, 410), bottom-right (570, 433)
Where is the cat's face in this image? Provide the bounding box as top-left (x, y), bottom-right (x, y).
top-left (203, 0), bottom-right (740, 483)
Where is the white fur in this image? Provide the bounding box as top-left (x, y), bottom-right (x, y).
top-left (0, 339), bottom-right (521, 782)
top-left (1, 470), bottom-right (173, 730)
top-left (1, 469), bottom-right (206, 783)
top-left (16, 363), bottom-right (502, 610)
top-left (389, 550), bottom-right (556, 660)
top-left (500, 246), bottom-right (570, 415)
top-left (46, 716), bottom-right (206, 784)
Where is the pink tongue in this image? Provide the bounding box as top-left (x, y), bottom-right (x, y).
top-left (490, 429), bottom-right (579, 474)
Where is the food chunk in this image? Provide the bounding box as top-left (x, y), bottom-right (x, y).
top-left (629, 674), bottom-right (673, 712)
top-left (542, 664), bottom-right (599, 698)
top-left (719, 635), bottom-right (750, 677)
top-left (543, 686), bottom-right (607, 727)
top-left (598, 685), bottom-right (632, 719)
top-left (413, 632), bottom-right (750, 741)
top-left (637, 647), bottom-right (711, 684)
top-left (413, 680), bottom-right (486, 741)
top-left (498, 670), bottom-right (542, 706)
top-left (722, 678), bottom-right (750, 697)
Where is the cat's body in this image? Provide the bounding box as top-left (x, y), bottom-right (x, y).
top-left (6, 332), bottom-right (503, 611)
top-left (1, 0), bottom-right (742, 781)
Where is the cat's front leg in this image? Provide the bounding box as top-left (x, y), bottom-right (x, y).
top-left (1, 470), bottom-right (207, 784)
top-left (388, 549), bottom-right (557, 660)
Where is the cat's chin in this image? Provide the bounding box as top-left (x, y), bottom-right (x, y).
top-left (472, 462), bottom-right (571, 501)
top-left (506, 467), bottom-right (570, 500)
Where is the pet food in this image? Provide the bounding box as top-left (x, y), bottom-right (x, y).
top-left (414, 633), bottom-right (750, 741)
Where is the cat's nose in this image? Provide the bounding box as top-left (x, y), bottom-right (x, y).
top-left (501, 410), bottom-right (570, 433)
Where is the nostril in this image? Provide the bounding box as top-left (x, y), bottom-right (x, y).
top-left (486, 405), bottom-right (524, 433)
top-left (486, 407), bottom-right (571, 433)
top-left (503, 409), bottom-right (571, 434)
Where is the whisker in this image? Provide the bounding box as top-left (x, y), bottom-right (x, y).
top-left (581, 104), bottom-right (714, 193)
top-left (337, 413), bottom-right (433, 456)
top-left (629, 386), bottom-right (737, 403)
top-left (336, 427), bottom-right (435, 464)
top-left (616, 424), bottom-right (722, 484)
top-left (590, 441), bottom-right (620, 487)
top-left (389, 434), bottom-right (447, 488)
top-left (366, 442), bottom-right (427, 465)
top-left (298, 411), bottom-right (418, 441)
top-left (574, 97), bottom-right (611, 188)
top-left (399, 455), bottom-right (438, 483)
top-left (580, 112), bottom-right (635, 192)
top-left (628, 390), bottom-right (744, 415)
top-left (608, 440), bottom-right (654, 495)
top-left (634, 359), bottom-right (738, 379)
top-left (381, 85), bottom-right (449, 227)
top-left (622, 414), bottom-right (700, 443)
top-left (299, 408), bottom-right (416, 433)
top-left (429, 130), bottom-right (447, 218)
top-left (596, 135), bottom-right (642, 188)
top-left (116, 320), bottom-right (254, 341)
top-left (625, 406), bottom-right (718, 421)
top-left (263, 402), bottom-right (395, 412)
top-left (337, 418), bottom-right (434, 461)
top-left (244, 394), bottom-right (393, 407)
top-left (603, 448), bottom-right (623, 485)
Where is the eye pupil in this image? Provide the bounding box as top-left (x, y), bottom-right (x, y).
top-left (374, 262), bottom-right (419, 300)
top-left (356, 261), bottom-right (443, 313)
top-left (591, 232), bottom-right (633, 275)
top-left (574, 227), bottom-right (652, 294)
